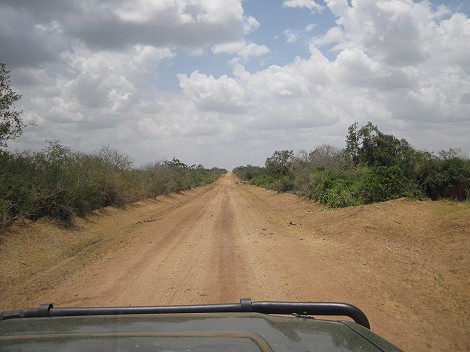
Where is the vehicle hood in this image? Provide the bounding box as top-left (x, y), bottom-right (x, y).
top-left (0, 312), bottom-right (401, 351)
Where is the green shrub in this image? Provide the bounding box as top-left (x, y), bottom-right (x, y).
top-left (359, 165), bottom-right (419, 203)
top-left (416, 150), bottom-right (470, 200)
top-left (271, 175), bottom-right (295, 193)
top-left (0, 143), bottom-right (225, 228)
top-left (233, 165), bottom-right (265, 181)
top-left (324, 179), bottom-right (362, 208)
top-left (234, 124), bottom-right (469, 208)
top-left (306, 168), bottom-right (363, 207)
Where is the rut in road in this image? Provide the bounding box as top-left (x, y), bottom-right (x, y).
top-left (43, 172), bottom-right (342, 306)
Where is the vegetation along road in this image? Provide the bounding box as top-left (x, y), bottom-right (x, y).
top-left (1, 173), bottom-right (469, 351)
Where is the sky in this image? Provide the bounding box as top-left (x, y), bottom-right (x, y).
top-left (1, 0), bottom-right (469, 170)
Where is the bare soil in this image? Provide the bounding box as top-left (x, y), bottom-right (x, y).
top-left (1, 172), bottom-right (469, 351)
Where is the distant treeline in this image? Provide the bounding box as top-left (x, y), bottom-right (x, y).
top-left (234, 122), bottom-right (470, 208)
top-left (0, 142), bottom-right (226, 228)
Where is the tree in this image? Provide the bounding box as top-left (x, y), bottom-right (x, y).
top-left (345, 121), bottom-right (415, 168)
top-left (308, 144), bottom-right (343, 169)
top-left (344, 122), bottom-right (360, 164)
top-left (0, 63), bottom-right (25, 147)
top-left (265, 150), bottom-right (293, 178)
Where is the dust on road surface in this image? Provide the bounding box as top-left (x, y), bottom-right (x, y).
top-left (1, 172), bottom-right (469, 351)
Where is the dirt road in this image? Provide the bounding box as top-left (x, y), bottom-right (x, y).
top-left (1, 173), bottom-right (469, 351)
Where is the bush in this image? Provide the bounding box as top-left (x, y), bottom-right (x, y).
top-left (307, 168), bottom-right (363, 207)
top-left (324, 178), bottom-right (363, 208)
top-left (271, 175), bottom-right (295, 193)
top-left (233, 124), bottom-right (469, 208)
top-left (359, 165), bottom-right (419, 203)
top-left (0, 143), bottom-right (225, 228)
top-left (416, 150), bottom-right (470, 200)
top-left (233, 165), bottom-right (264, 181)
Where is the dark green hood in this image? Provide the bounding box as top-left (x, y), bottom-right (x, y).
top-left (0, 313), bottom-right (401, 351)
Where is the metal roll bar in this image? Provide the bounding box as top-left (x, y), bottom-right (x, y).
top-left (0, 298), bottom-right (370, 329)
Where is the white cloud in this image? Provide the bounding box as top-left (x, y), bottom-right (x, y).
top-left (211, 41), bottom-right (269, 61)
top-left (310, 26), bottom-right (344, 48)
top-left (305, 24), bottom-right (317, 32)
top-left (324, 0), bottom-right (349, 17)
top-left (283, 25), bottom-right (318, 45)
top-left (3, 0), bottom-right (470, 169)
top-left (282, 0), bottom-right (324, 13)
top-left (0, 0), bottom-right (255, 61)
top-left (432, 13), bottom-right (470, 71)
top-left (243, 15), bottom-right (260, 32)
top-left (307, 0), bottom-right (470, 130)
top-left (320, 0), bottom-right (456, 67)
top-left (178, 71), bottom-right (249, 114)
top-left (13, 43), bottom-right (175, 141)
top-left (171, 0), bottom-right (470, 164)
top-left (177, 53), bottom-right (338, 131)
top-left (283, 29), bottom-right (301, 43)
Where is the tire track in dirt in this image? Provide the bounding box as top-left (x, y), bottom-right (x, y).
top-left (212, 186), bottom-right (250, 299)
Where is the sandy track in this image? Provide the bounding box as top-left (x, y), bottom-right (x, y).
top-left (1, 172), bottom-right (469, 351)
top-left (34, 172), bottom-right (336, 306)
